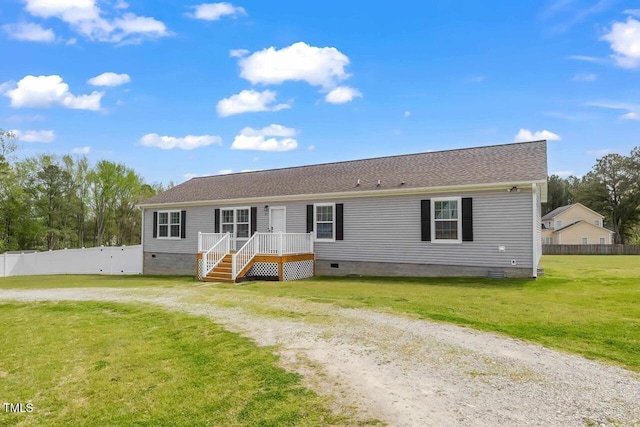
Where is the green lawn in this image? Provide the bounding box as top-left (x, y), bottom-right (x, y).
top-left (0, 301), bottom-right (357, 427)
top-left (1, 255), bottom-right (639, 375)
top-left (0, 274), bottom-right (194, 289)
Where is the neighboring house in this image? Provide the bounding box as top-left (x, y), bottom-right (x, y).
top-left (541, 203), bottom-right (614, 245)
top-left (138, 140), bottom-right (548, 281)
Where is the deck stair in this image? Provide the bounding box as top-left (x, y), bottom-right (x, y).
top-left (203, 251), bottom-right (257, 283)
top-left (203, 253), bottom-right (235, 283)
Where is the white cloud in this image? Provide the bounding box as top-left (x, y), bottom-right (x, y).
top-left (404, 111), bottom-right (411, 117)
top-left (513, 129), bottom-right (561, 142)
top-left (231, 124), bottom-right (298, 151)
top-left (216, 89), bottom-right (291, 117)
top-left (187, 3), bottom-right (246, 21)
top-left (230, 48), bottom-right (249, 58)
top-left (601, 17), bottom-right (640, 68)
top-left (552, 170), bottom-right (574, 177)
top-left (87, 72), bottom-right (131, 87)
top-left (72, 146), bottom-right (91, 154)
top-left (3, 75), bottom-right (103, 111)
top-left (10, 129), bottom-right (55, 143)
top-left (217, 169), bottom-right (234, 175)
top-left (21, 0), bottom-right (169, 43)
top-left (238, 42), bottom-right (351, 88)
top-left (586, 101), bottom-right (640, 120)
top-left (572, 73), bottom-right (597, 82)
top-left (2, 22), bottom-right (55, 42)
top-left (325, 86), bottom-right (362, 104)
top-left (307, 145), bottom-right (315, 151)
top-left (624, 9), bottom-right (640, 18)
top-left (139, 133), bottom-right (222, 150)
top-left (566, 55), bottom-right (605, 63)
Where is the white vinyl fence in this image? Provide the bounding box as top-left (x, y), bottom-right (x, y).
top-left (0, 245), bottom-right (143, 277)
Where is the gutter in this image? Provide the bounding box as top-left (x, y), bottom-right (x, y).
top-left (137, 179), bottom-right (548, 210)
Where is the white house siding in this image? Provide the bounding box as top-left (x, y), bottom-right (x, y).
top-left (143, 188), bottom-right (534, 276)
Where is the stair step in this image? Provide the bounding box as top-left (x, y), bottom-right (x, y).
top-left (203, 276), bottom-right (234, 283)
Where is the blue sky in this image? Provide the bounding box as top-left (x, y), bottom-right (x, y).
top-left (1, 0), bottom-right (639, 185)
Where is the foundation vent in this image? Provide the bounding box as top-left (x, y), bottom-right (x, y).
top-left (487, 270), bottom-right (506, 279)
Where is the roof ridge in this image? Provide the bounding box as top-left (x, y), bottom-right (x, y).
top-left (191, 140), bottom-right (547, 180)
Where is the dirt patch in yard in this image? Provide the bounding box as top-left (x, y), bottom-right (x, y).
top-left (2, 286), bottom-right (639, 426)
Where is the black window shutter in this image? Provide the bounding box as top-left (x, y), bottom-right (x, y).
top-left (462, 197), bottom-right (473, 242)
top-left (251, 207), bottom-right (257, 235)
top-left (214, 209), bottom-right (220, 233)
top-left (306, 205), bottom-right (314, 233)
top-left (336, 203), bottom-right (344, 240)
top-left (181, 210), bottom-right (186, 239)
top-left (152, 211), bottom-right (158, 238)
top-left (420, 200), bottom-right (431, 241)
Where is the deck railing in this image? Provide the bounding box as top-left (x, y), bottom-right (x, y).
top-left (232, 232), bottom-right (314, 280)
top-left (201, 233), bottom-right (231, 278)
top-left (233, 233), bottom-right (259, 279)
top-left (198, 232), bottom-right (235, 253)
top-left (199, 232), bottom-right (314, 280)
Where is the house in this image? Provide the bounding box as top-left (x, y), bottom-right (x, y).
top-left (138, 140), bottom-right (548, 281)
top-left (541, 203), bottom-right (614, 245)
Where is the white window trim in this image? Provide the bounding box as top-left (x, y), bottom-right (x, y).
top-left (431, 197), bottom-right (462, 244)
top-left (582, 237), bottom-right (588, 245)
top-left (314, 203), bottom-right (335, 242)
top-left (594, 219), bottom-right (600, 226)
top-left (220, 206), bottom-right (251, 239)
top-left (157, 210), bottom-right (181, 240)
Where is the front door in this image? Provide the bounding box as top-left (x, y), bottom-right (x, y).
top-left (269, 207), bottom-right (286, 233)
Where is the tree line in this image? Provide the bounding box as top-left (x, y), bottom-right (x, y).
top-left (545, 147), bottom-right (640, 244)
top-left (0, 129), bottom-right (163, 252)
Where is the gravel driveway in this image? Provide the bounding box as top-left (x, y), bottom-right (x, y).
top-left (1, 286), bottom-right (639, 426)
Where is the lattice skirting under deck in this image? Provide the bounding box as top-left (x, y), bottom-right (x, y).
top-left (246, 262), bottom-right (279, 278)
top-left (283, 260), bottom-right (314, 281)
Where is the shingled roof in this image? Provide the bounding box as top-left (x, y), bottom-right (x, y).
top-left (140, 140), bottom-right (547, 206)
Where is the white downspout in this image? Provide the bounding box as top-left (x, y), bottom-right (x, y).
top-left (532, 183), bottom-right (538, 278)
top-left (140, 207), bottom-right (145, 274)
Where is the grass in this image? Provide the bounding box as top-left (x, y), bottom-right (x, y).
top-left (1, 255), bottom-right (638, 374)
top-left (216, 256), bottom-right (640, 372)
top-left (0, 274), bottom-right (194, 289)
top-left (0, 301), bottom-right (357, 426)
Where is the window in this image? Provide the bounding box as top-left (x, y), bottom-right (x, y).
top-left (600, 237), bottom-right (605, 244)
top-left (556, 220), bottom-right (563, 229)
top-left (432, 197), bottom-right (461, 243)
top-left (221, 208), bottom-right (250, 238)
top-left (158, 210), bottom-right (181, 239)
top-left (314, 203), bottom-right (335, 240)
top-left (582, 237), bottom-right (588, 245)
top-left (545, 237), bottom-right (553, 244)
top-left (594, 219), bottom-right (600, 227)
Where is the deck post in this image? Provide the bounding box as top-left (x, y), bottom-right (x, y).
top-left (198, 232), bottom-right (202, 252)
top-left (309, 232), bottom-right (314, 254)
top-left (278, 232), bottom-right (283, 256)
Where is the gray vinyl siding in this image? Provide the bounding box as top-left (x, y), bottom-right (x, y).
top-left (143, 206), bottom-right (214, 254)
top-left (143, 189), bottom-right (534, 269)
top-left (307, 190), bottom-right (533, 269)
